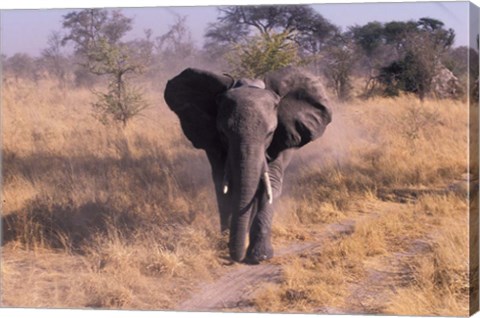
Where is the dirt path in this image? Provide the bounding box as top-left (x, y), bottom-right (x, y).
top-left (178, 195), bottom-right (440, 313)
top-left (178, 220), bottom-right (357, 312)
top-left (315, 218), bottom-right (437, 314)
top-left (341, 239), bottom-right (432, 314)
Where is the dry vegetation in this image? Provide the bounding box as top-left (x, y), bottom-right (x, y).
top-left (1, 78), bottom-right (226, 308)
top-left (1, 77), bottom-right (474, 315)
top-left (255, 94), bottom-right (472, 316)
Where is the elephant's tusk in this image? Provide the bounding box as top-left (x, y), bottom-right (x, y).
top-left (222, 174), bottom-right (229, 194)
top-left (263, 172), bottom-right (273, 204)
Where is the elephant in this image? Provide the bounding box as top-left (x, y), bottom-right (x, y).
top-left (164, 66), bottom-right (332, 264)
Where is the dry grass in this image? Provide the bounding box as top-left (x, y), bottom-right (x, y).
top-left (254, 95), bottom-right (471, 315)
top-left (385, 195), bottom-right (469, 316)
top-left (1, 77), bottom-right (472, 315)
top-left (255, 200), bottom-right (425, 312)
top-left (1, 79), bottom-right (225, 308)
top-left (255, 194), bottom-right (469, 315)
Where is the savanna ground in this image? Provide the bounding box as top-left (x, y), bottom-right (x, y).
top-left (1, 77), bottom-right (476, 316)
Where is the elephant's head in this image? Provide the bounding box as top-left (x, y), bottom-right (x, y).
top-left (164, 67), bottom-right (331, 262)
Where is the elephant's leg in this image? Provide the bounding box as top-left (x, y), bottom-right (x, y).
top-left (246, 150), bottom-right (294, 264)
top-left (206, 150), bottom-right (232, 232)
top-left (245, 195), bottom-right (274, 264)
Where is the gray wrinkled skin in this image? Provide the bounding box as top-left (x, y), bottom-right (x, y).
top-left (164, 67), bottom-right (332, 264)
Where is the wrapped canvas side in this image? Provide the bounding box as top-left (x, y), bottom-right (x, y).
top-left (470, 2), bottom-right (480, 315)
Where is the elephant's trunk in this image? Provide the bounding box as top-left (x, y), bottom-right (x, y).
top-left (228, 144), bottom-right (264, 262)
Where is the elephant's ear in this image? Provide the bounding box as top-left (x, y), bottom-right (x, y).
top-left (164, 68), bottom-right (234, 150)
top-left (265, 67), bottom-right (332, 159)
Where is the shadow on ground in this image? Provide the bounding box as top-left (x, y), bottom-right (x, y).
top-left (1, 149), bottom-right (212, 253)
top-left (1, 199), bottom-right (143, 253)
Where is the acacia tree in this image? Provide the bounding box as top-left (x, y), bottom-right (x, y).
top-left (62, 9), bottom-right (150, 126)
top-left (350, 17), bottom-right (456, 99)
top-left (206, 5), bottom-right (336, 54)
top-left (228, 31), bottom-right (301, 78)
top-left (204, 5), bottom-right (337, 75)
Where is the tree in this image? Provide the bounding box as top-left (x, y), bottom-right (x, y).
top-left (322, 34), bottom-right (356, 101)
top-left (88, 38), bottom-right (150, 126)
top-left (383, 21), bottom-right (418, 47)
top-left (62, 8), bottom-right (134, 87)
top-left (469, 47), bottom-right (479, 100)
top-left (352, 17), bottom-right (456, 99)
top-left (350, 22), bottom-right (384, 58)
top-left (203, 19), bottom-right (249, 63)
top-left (156, 16), bottom-right (194, 56)
top-left (442, 46), bottom-right (469, 76)
top-left (378, 32), bottom-right (439, 99)
top-left (205, 18), bottom-right (249, 46)
top-left (41, 31), bottom-right (70, 88)
top-left (207, 6), bottom-right (336, 51)
top-left (62, 9), bottom-right (149, 126)
top-left (228, 31), bottom-right (301, 78)
top-left (204, 5), bottom-right (337, 66)
top-left (155, 15), bottom-right (196, 75)
top-left (417, 17), bottom-right (455, 50)
top-left (204, 5), bottom-right (338, 78)
top-left (349, 22), bottom-right (390, 96)
top-left (4, 53), bottom-right (38, 82)
top-left (62, 9), bottom-right (132, 57)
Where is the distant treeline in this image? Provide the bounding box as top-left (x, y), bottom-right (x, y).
top-left (3, 6), bottom-right (479, 102)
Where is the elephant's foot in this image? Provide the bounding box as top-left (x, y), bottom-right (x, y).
top-left (245, 240), bottom-right (274, 264)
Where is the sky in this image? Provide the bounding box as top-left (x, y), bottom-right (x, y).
top-left (0, 1), bottom-right (477, 57)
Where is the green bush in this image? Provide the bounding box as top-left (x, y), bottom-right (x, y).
top-left (227, 31), bottom-right (302, 78)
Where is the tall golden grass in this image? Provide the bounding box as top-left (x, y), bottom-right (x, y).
top-left (1, 77), bottom-right (472, 315)
top-left (2, 79), bottom-right (225, 308)
top-left (255, 94), bottom-right (471, 315)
